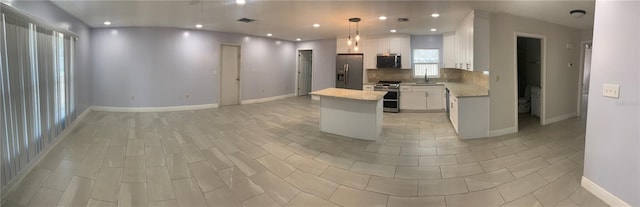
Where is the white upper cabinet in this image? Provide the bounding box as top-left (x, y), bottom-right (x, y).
top-left (363, 39), bottom-right (378, 69)
top-left (443, 32), bottom-right (456, 68)
top-left (445, 10), bottom-right (490, 71)
top-left (377, 38), bottom-right (391, 54)
top-left (357, 34), bottom-right (411, 69)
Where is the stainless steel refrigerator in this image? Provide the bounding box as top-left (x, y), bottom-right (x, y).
top-left (335, 54), bottom-right (364, 90)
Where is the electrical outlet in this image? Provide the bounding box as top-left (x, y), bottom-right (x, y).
top-left (186, 94), bottom-right (189, 99)
top-left (131, 96), bottom-right (135, 100)
top-left (603, 84), bottom-right (620, 98)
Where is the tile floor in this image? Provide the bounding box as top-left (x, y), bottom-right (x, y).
top-left (2, 96), bottom-right (609, 207)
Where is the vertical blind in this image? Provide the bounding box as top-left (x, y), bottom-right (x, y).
top-left (1, 7), bottom-right (76, 188)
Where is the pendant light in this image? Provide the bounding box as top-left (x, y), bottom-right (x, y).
top-left (347, 21), bottom-right (352, 46)
top-left (348, 18), bottom-right (361, 51)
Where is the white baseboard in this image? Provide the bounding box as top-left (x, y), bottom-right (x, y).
top-left (240, 93), bottom-right (296, 104)
top-left (581, 176), bottom-right (632, 207)
top-left (489, 126), bottom-right (517, 137)
top-left (1, 108), bottom-right (92, 200)
top-left (545, 112), bottom-right (577, 125)
top-left (91, 103), bottom-right (218, 112)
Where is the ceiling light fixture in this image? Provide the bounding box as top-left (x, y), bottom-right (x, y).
top-left (313, 23), bottom-right (320, 28)
top-left (570, 9), bottom-right (586, 18)
top-left (379, 16), bottom-right (387, 20)
top-left (390, 29), bottom-right (397, 33)
top-left (347, 18), bottom-right (361, 52)
top-left (267, 33), bottom-right (273, 37)
top-left (195, 24), bottom-right (203, 28)
top-left (236, 0), bottom-right (246, 5)
top-left (431, 13), bottom-right (440, 18)
top-left (104, 21), bottom-right (111, 26)
top-left (296, 38), bottom-right (301, 41)
top-left (430, 28), bottom-right (437, 32)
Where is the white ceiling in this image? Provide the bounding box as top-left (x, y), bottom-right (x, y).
top-left (50, 0), bottom-right (595, 41)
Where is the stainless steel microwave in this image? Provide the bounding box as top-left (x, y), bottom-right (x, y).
top-left (376, 53), bottom-right (401, 68)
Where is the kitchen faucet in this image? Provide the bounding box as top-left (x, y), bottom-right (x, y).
top-left (424, 73), bottom-right (429, 82)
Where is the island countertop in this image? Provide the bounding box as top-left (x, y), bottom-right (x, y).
top-left (311, 88), bottom-right (387, 101)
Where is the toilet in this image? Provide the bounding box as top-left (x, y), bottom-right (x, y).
top-left (518, 86), bottom-right (531, 113)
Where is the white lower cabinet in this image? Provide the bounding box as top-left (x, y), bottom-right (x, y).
top-left (449, 93), bottom-right (459, 133)
top-left (448, 91), bottom-right (489, 139)
top-left (400, 85), bottom-right (444, 111)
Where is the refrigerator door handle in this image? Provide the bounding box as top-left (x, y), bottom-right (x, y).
top-left (345, 64), bottom-right (349, 85)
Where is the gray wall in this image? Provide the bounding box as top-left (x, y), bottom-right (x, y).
top-left (91, 27), bottom-right (296, 107)
top-left (410, 35), bottom-right (444, 68)
top-left (296, 39), bottom-right (337, 91)
top-left (489, 13), bottom-right (582, 132)
top-left (584, 1), bottom-right (640, 206)
top-left (8, 0), bottom-right (92, 113)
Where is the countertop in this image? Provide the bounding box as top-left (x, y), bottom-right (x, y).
top-left (310, 88), bottom-right (387, 101)
top-left (439, 82), bottom-right (489, 97)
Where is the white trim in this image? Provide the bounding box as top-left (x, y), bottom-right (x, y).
top-left (581, 176), bottom-right (632, 207)
top-left (240, 93), bottom-right (296, 104)
top-left (91, 103), bottom-right (219, 112)
top-left (1, 108), bottom-right (92, 200)
top-left (545, 112), bottom-right (577, 124)
top-left (488, 126), bottom-right (518, 137)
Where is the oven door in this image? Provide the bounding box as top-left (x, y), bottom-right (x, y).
top-left (383, 90), bottom-right (399, 100)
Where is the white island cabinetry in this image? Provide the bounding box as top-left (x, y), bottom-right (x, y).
top-left (310, 88), bottom-right (387, 140)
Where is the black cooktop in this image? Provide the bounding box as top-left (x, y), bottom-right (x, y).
top-left (377, 80), bottom-right (402, 84)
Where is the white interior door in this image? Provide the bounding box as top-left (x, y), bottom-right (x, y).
top-left (298, 50), bottom-right (312, 96)
top-left (220, 45), bottom-right (240, 106)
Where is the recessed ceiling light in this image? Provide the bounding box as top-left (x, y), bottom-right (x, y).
top-left (431, 13), bottom-right (440, 18)
top-left (296, 38), bottom-right (301, 41)
top-left (390, 29), bottom-right (397, 33)
top-left (430, 28), bottom-right (437, 32)
top-left (267, 33), bottom-right (273, 37)
top-left (195, 24), bottom-right (203, 28)
top-left (313, 23), bottom-right (320, 28)
top-left (379, 16), bottom-right (387, 20)
top-left (236, 0), bottom-right (246, 5)
top-left (104, 21), bottom-right (111, 26)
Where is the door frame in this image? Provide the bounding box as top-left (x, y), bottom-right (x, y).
top-left (577, 40), bottom-right (593, 116)
top-left (513, 32), bottom-right (547, 130)
top-left (295, 48), bottom-right (313, 96)
top-left (219, 43), bottom-right (242, 106)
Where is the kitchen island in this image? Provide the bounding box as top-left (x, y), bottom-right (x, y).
top-left (310, 88), bottom-right (387, 141)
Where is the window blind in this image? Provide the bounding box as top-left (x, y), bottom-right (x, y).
top-left (1, 6), bottom-right (76, 189)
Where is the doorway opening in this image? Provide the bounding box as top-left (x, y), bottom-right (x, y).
top-left (516, 36), bottom-right (544, 131)
top-left (578, 42), bottom-right (592, 118)
top-left (297, 49), bottom-right (313, 96)
top-left (220, 44), bottom-right (241, 106)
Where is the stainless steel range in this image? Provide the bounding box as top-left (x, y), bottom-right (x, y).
top-left (374, 81), bottom-right (401, 112)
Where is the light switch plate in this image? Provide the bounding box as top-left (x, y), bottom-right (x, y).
top-left (603, 84), bottom-right (620, 98)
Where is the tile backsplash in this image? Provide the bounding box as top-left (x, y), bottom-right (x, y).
top-left (367, 68), bottom-right (489, 89)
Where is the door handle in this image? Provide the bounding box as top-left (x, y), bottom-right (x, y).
top-left (345, 64), bottom-right (349, 85)
top-left (236, 78), bottom-right (240, 81)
